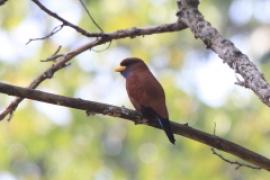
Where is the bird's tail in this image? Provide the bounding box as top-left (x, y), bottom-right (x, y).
top-left (157, 118), bottom-right (175, 144)
top-left (141, 107), bottom-right (176, 144)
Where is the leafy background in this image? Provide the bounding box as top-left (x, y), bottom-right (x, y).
top-left (0, 0), bottom-right (270, 179)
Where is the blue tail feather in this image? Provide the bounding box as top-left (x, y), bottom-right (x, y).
top-left (157, 117), bottom-right (175, 144)
top-left (141, 106), bottom-right (175, 144)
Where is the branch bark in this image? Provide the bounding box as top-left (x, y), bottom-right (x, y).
top-left (177, 0), bottom-right (270, 107)
top-left (0, 81), bottom-right (269, 171)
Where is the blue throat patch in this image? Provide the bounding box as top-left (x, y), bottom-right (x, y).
top-left (121, 69), bottom-right (130, 78)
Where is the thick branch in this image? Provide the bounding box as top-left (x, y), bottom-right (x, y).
top-left (0, 81), bottom-right (270, 171)
top-left (177, 0), bottom-right (270, 107)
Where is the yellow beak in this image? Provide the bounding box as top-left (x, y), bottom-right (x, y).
top-left (114, 65), bottom-right (126, 72)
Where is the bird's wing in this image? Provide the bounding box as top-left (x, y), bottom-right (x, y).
top-left (126, 70), bottom-right (168, 119)
top-left (126, 69), bottom-right (175, 144)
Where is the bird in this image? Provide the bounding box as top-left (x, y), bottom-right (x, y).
top-left (114, 57), bottom-right (175, 144)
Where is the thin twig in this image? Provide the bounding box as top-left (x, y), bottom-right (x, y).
top-left (78, 0), bottom-right (112, 52)
top-left (211, 148), bottom-right (261, 170)
top-left (0, 81), bottom-right (269, 171)
top-left (26, 24), bottom-right (64, 45)
top-left (78, 0), bottom-right (103, 32)
top-left (41, 45), bottom-right (63, 62)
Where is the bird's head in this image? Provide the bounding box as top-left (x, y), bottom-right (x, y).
top-left (114, 57), bottom-right (147, 78)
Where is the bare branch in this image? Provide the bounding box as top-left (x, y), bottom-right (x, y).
top-left (0, 22), bottom-right (187, 121)
top-left (26, 24), bottom-right (64, 45)
top-left (0, 81), bottom-right (269, 171)
top-left (177, 0), bottom-right (270, 107)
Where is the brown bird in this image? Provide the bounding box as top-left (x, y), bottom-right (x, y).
top-left (114, 57), bottom-right (175, 144)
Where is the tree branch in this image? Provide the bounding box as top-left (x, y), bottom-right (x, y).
top-left (177, 0), bottom-right (270, 107)
top-left (0, 81), bottom-right (269, 171)
top-left (0, 22), bottom-right (187, 121)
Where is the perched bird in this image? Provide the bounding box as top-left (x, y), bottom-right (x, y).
top-left (114, 57), bottom-right (175, 144)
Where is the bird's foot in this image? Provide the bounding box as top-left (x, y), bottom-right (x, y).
top-left (134, 118), bottom-right (148, 125)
